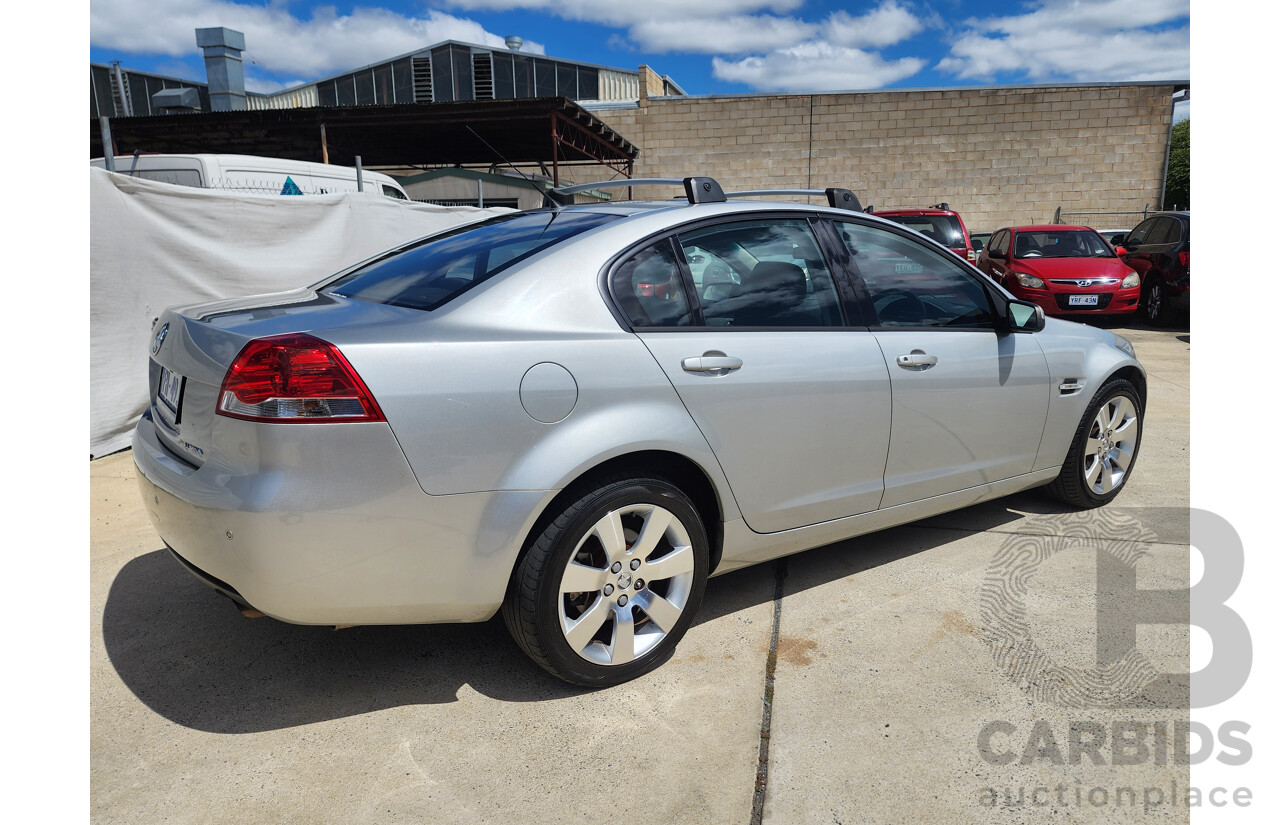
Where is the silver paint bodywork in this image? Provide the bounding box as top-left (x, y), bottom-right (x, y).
top-left (132, 199), bottom-right (1143, 625)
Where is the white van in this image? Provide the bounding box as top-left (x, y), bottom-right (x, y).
top-left (90, 153), bottom-right (410, 200)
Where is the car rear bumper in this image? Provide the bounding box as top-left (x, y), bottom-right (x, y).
top-left (132, 411), bottom-right (555, 626)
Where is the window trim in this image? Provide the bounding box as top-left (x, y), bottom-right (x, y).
top-left (600, 211), bottom-right (869, 333)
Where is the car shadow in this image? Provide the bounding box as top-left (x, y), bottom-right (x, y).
top-left (99, 490), bottom-right (1070, 733)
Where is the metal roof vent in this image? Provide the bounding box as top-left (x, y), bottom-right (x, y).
top-left (504, 35), bottom-right (524, 51)
top-left (152, 87), bottom-right (202, 114)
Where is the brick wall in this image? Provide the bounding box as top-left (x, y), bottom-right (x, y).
top-left (589, 84), bottom-right (1176, 231)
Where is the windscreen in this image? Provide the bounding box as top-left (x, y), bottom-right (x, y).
top-left (881, 215), bottom-right (966, 248)
top-left (1012, 230), bottom-right (1114, 259)
top-left (324, 211), bottom-right (621, 311)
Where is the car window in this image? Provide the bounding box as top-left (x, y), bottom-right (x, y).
top-left (1011, 230), bottom-right (1113, 259)
top-left (836, 221), bottom-right (995, 329)
top-left (381, 185), bottom-right (408, 200)
top-left (611, 240), bottom-right (694, 328)
top-left (325, 211), bottom-right (620, 311)
top-left (879, 214), bottom-right (966, 248)
top-left (1127, 218), bottom-right (1156, 246)
top-left (1152, 217), bottom-right (1180, 245)
top-left (988, 230), bottom-right (1009, 257)
top-left (677, 219), bottom-right (844, 327)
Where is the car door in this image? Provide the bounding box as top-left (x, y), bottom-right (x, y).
top-left (979, 229), bottom-right (1012, 284)
top-left (830, 219), bottom-right (1051, 508)
top-left (1121, 217), bottom-right (1158, 277)
top-left (612, 218), bottom-right (893, 534)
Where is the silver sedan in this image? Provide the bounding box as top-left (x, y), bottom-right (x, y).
top-left (134, 178), bottom-right (1144, 686)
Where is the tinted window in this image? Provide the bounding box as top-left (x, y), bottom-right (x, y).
top-left (678, 220), bottom-right (844, 327)
top-left (837, 222), bottom-right (994, 329)
top-left (325, 211), bottom-right (620, 311)
top-left (1127, 218), bottom-right (1156, 245)
top-left (1012, 230), bottom-right (1113, 259)
top-left (879, 214), bottom-right (965, 248)
top-left (1148, 218), bottom-right (1179, 245)
top-left (611, 241), bottom-right (693, 328)
top-left (988, 230), bottom-right (1009, 257)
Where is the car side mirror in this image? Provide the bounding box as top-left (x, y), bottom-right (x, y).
top-left (1109, 233), bottom-right (1128, 247)
top-left (988, 249), bottom-right (1005, 260)
top-left (1113, 245), bottom-right (1128, 256)
top-left (1006, 299), bottom-right (1044, 333)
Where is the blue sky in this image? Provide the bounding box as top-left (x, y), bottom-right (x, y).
top-left (90, 1), bottom-right (1190, 104)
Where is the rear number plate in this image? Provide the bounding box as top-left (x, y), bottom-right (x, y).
top-left (157, 366), bottom-right (185, 418)
top-left (1069, 295), bottom-right (1099, 306)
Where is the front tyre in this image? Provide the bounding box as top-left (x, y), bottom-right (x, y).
top-left (1045, 379), bottom-right (1143, 508)
top-left (502, 476), bottom-right (709, 687)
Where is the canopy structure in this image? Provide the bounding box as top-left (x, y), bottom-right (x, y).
top-left (91, 97), bottom-right (637, 185)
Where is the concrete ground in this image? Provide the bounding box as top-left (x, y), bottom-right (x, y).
top-left (91, 321), bottom-right (1190, 824)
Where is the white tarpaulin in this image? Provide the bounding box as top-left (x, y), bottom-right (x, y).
top-left (90, 168), bottom-right (512, 458)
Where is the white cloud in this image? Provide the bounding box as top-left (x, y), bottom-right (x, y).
top-left (713, 42), bottom-right (927, 91)
top-left (826, 2), bottom-right (925, 49)
top-left (938, 0), bottom-right (1190, 81)
top-left (627, 15), bottom-right (819, 55)
top-left (444, 1), bottom-right (805, 26)
top-left (90, 1), bottom-right (544, 82)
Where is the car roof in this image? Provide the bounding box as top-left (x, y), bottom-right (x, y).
top-left (1006, 225), bottom-right (1097, 232)
top-left (872, 208), bottom-right (957, 216)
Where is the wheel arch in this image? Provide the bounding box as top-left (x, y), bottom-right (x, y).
top-left (511, 450), bottom-right (728, 586)
top-left (1106, 364), bottom-right (1147, 412)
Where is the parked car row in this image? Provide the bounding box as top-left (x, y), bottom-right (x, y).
top-left (878, 203), bottom-right (1188, 326)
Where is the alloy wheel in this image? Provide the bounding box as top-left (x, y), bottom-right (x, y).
top-left (557, 504), bottom-right (696, 666)
top-left (1082, 395), bottom-right (1140, 495)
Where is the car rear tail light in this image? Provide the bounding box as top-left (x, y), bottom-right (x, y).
top-left (1178, 251), bottom-right (1189, 268)
top-left (218, 333), bottom-right (385, 423)
top-left (967, 249), bottom-right (977, 262)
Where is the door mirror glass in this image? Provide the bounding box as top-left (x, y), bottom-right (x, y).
top-left (1007, 299), bottom-right (1044, 332)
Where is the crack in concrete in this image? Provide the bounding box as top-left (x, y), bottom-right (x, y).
top-left (750, 558), bottom-right (788, 825)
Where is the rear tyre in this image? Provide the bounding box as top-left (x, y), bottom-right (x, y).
top-left (1045, 379), bottom-right (1143, 508)
top-left (1141, 277), bottom-right (1167, 326)
top-left (502, 476), bottom-right (709, 687)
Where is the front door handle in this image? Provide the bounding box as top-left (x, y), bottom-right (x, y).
top-left (682, 355), bottom-right (743, 373)
top-left (896, 351), bottom-right (938, 370)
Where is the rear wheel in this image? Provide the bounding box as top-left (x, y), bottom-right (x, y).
top-left (1045, 379), bottom-right (1142, 508)
top-left (1141, 276), bottom-right (1167, 325)
top-left (502, 476), bottom-right (709, 687)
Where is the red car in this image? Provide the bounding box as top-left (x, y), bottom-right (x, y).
top-left (976, 225), bottom-right (1141, 318)
top-left (871, 205), bottom-right (976, 263)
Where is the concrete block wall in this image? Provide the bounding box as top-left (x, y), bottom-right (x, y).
top-left (590, 83), bottom-right (1177, 231)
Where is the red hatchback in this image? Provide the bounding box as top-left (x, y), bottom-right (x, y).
top-left (872, 205), bottom-right (976, 263)
top-left (976, 225), bottom-right (1140, 318)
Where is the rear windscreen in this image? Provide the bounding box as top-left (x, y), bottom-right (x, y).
top-left (881, 215), bottom-right (965, 248)
top-left (323, 211), bottom-right (621, 311)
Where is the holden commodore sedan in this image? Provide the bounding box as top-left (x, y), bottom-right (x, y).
top-left (134, 178), bottom-right (1145, 687)
top-left (976, 225), bottom-right (1141, 318)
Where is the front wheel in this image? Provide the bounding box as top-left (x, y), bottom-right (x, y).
top-left (1044, 379), bottom-right (1143, 508)
top-left (502, 476), bottom-right (709, 687)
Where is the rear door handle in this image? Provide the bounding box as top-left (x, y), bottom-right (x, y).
top-left (681, 355), bottom-right (743, 373)
top-left (896, 352), bottom-right (938, 370)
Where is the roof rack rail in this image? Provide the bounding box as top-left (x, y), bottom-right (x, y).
top-left (724, 188), bottom-right (864, 213)
top-left (545, 177), bottom-right (725, 207)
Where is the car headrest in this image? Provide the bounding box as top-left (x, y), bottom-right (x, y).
top-left (745, 261), bottom-right (807, 307)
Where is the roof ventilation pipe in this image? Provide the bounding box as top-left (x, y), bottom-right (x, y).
top-left (196, 26), bottom-right (248, 111)
top-left (504, 35), bottom-right (524, 51)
